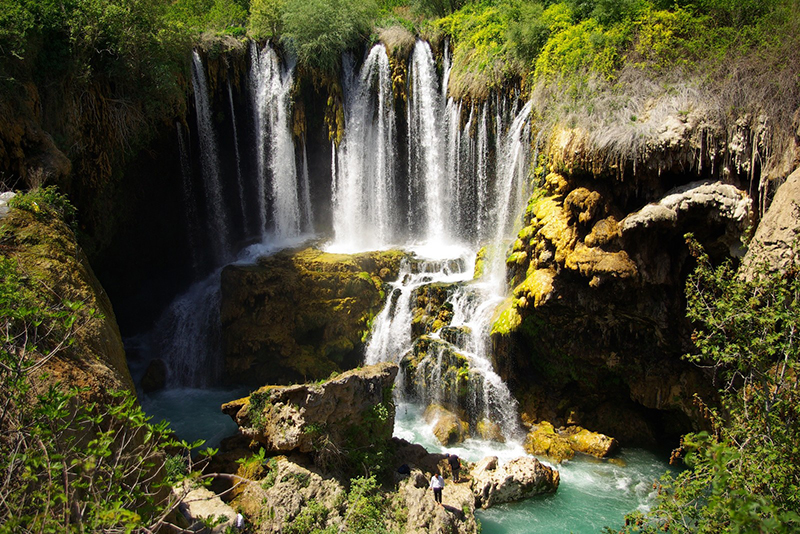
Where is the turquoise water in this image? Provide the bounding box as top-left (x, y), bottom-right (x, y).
top-left (140, 387), bottom-right (248, 449)
top-left (395, 402), bottom-right (675, 533)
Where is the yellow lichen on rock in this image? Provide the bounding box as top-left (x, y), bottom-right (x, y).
top-left (564, 187), bottom-right (603, 225)
top-left (524, 421), bottom-right (575, 463)
top-left (585, 217), bottom-right (620, 248)
top-left (564, 245), bottom-right (638, 283)
top-left (512, 268), bottom-right (555, 309)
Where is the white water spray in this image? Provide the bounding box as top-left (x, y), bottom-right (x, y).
top-left (250, 42), bottom-right (302, 240)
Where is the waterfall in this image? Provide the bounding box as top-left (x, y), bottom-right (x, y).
top-left (191, 50), bottom-right (231, 264)
top-left (330, 45), bottom-right (397, 252)
top-left (250, 42), bottom-right (302, 240)
top-left (408, 40), bottom-right (447, 246)
top-left (154, 270), bottom-right (223, 387)
top-left (227, 79), bottom-right (249, 235)
top-left (476, 103), bottom-right (490, 240)
top-left (299, 136), bottom-right (314, 233)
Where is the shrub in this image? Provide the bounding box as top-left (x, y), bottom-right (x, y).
top-left (615, 236), bottom-right (800, 532)
top-left (281, 0), bottom-right (378, 72)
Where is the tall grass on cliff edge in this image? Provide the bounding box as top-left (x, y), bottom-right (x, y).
top-left (524, 0), bottom-right (800, 203)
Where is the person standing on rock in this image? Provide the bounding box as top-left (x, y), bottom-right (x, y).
top-left (448, 453), bottom-right (461, 483)
top-left (430, 471), bottom-right (445, 506)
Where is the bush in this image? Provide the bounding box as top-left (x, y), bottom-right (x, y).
top-left (615, 237), bottom-right (800, 532)
top-left (281, 0), bottom-right (378, 72)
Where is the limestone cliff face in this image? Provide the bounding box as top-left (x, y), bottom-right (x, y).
top-left (494, 125), bottom-right (755, 444)
top-left (742, 166), bottom-right (800, 276)
top-left (0, 197), bottom-right (134, 397)
top-left (220, 247), bottom-right (406, 386)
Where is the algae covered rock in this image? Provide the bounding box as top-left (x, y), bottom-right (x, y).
top-left (471, 456), bottom-right (560, 509)
top-left (524, 421), bottom-right (618, 463)
top-left (220, 247), bottom-right (406, 385)
top-left (0, 190), bottom-right (134, 398)
top-left (524, 421), bottom-right (575, 463)
top-left (222, 362), bottom-right (398, 459)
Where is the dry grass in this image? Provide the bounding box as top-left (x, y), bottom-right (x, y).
top-left (378, 25), bottom-right (416, 59)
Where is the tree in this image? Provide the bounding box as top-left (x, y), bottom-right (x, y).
top-left (616, 235), bottom-right (800, 533)
top-left (281, 0), bottom-right (378, 72)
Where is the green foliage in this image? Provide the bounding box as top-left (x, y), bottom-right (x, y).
top-left (249, 0), bottom-right (285, 39)
top-left (284, 499), bottom-right (331, 534)
top-left (344, 475), bottom-right (392, 533)
top-left (281, 0), bottom-right (378, 72)
top-left (615, 236), bottom-right (800, 533)
top-left (0, 205), bottom-right (213, 531)
top-left (533, 16), bottom-right (630, 81)
top-left (8, 186), bottom-right (76, 225)
top-left (248, 389), bottom-right (273, 431)
top-left (437, 1), bottom-right (515, 97)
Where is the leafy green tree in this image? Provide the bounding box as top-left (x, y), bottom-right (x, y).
top-left (615, 236), bottom-right (800, 533)
top-left (249, 0), bottom-right (285, 39)
top-left (281, 0), bottom-right (378, 72)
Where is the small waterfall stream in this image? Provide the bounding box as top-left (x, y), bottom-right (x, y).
top-left (191, 50), bottom-right (231, 264)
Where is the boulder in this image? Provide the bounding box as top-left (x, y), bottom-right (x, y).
top-left (424, 405), bottom-right (469, 446)
top-left (524, 421), bottom-right (575, 463)
top-left (222, 362), bottom-right (397, 459)
top-left (220, 247), bottom-right (406, 386)
top-left (524, 422), bottom-right (618, 462)
top-left (234, 456), bottom-right (346, 533)
top-left (391, 467), bottom-right (479, 534)
top-left (175, 481), bottom-right (237, 533)
top-left (141, 358), bottom-right (167, 393)
top-left (564, 426), bottom-right (619, 458)
top-left (471, 456), bottom-right (560, 509)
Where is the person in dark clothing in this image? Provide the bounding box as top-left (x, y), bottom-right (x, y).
top-left (447, 454), bottom-right (461, 483)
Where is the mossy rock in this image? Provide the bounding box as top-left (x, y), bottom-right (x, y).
top-left (220, 247), bottom-right (408, 386)
top-left (524, 421), bottom-right (575, 463)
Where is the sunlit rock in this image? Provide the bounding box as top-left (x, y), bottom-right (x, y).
top-left (222, 362), bottom-right (397, 457)
top-left (471, 456), bottom-right (560, 509)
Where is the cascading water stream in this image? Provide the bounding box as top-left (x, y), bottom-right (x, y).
top-left (330, 45), bottom-right (397, 251)
top-left (366, 97), bottom-right (534, 443)
top-left (408, 40), bottom-right (447, 246)
top-left (191, 50), bottom-right (231, 264)
top-left (250, 42), bottom-right (302, 241)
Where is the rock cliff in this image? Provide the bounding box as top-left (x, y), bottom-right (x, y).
top-left (222, 362), bottom-right (398, 462)
top-left (0, 193), bottom-right (134, 398)
top-left (494, 125), bottom-right (755, 445)
top-left (220, 247), bottom-right (406, 385)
